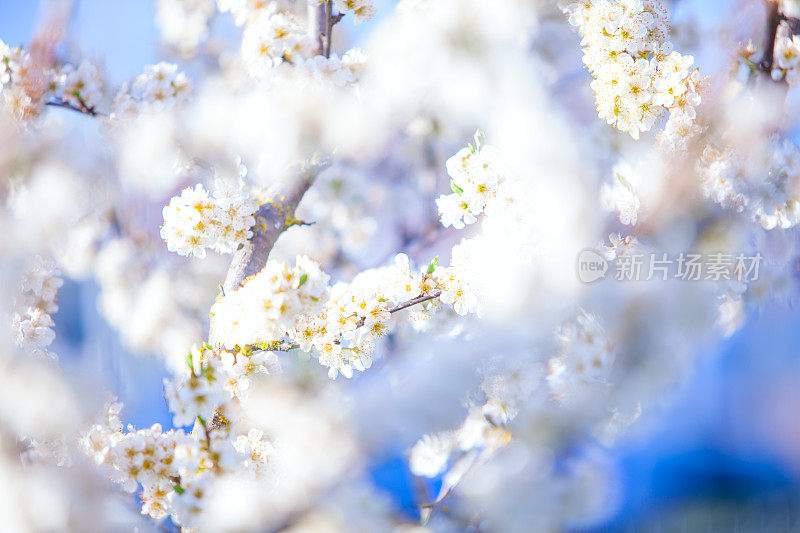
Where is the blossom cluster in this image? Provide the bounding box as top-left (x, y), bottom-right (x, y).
top-left (164, 342), bottom-right (278, 419)
top-left (773, 22), bottom-right (800, 85)
top-left (227, 1), bottom-right (369, 86)
top-left (433, 260), bottom-right (480, 317)
top-left (546, 311), bottom-right (616, 402)
top-left (160, 180), bottom-right (258, 258)
top-left (432, 135), bottom-right (530, 316)
top-left (91, 235), bottom-right (222, 369)
top-left (303, 251), bottom-right (479, 379)
top-left (0, 39), bottom-right (43, 119)
top-left (700, 138), bottom-right (800, 230)
top-left (85, 419), bottom-right (226, 526)
top-left (435, 133), bottom-right (510, 229)
top-left (11, 257), bottom-right (63, 361)
top-left (409, 409), bottom-right (513, 480)
top-left (156, 0), bottom-right (216, 56)
top-left (210, 255), bottom-right (331, 348)
top-left (240, 4), bottom-right (316, 76)
top-left (409, 357), bottom-right (540, 478)
top-left (563, 0), bottom-right (703, 140)
top-left (85, 347), bottom-right (276, 527)
top-left (1, 39), bottom-right (104, 119)
top-left (332, 0), bottom-right (377, 25)
top-left (165, 344), bottom-right (231, 427)
top-left (219, 345), bottom-right (280, 398)
top-left (53, 62), bottom-right (103, 112)
top-left (290, 253), bottom-right (439, 379)
top-left (233, 428), bottom-right (275, 479)
top-left (217, 0), bottom-right (292, 26)
top-left (601, 163), bottom-right (641, 225)
top-left (296, 49), bottom-right (368, 88)
top-left (81, 401), bottom-right (193, 521)
top-left (112, 62), bottom-right (193, 118)
top-left (220, 0), bottom-right (376, 26)
top-left (211, 253), bottom-right (478, 379)
top-left (409, 337), bottom-right (616, 521)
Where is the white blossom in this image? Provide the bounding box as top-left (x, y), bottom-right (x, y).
top-left (547, 311), bottom-right (615, 402)
top-left (699, 138), bottom-right (800, 230)
top-left (240, 8), bottom-right (315, 77)
top-left (333, 0), bottom-right (376, 24)
top-left (55, 61), bottom-right (103, 110)
top-left (156, 0), bottom-right (216, 55)
top-left (234, 428), bottom-right (275, 477)
top-left (773, 24), bottom-right (800, 85)
top-left (160, 180), bottom-right (258, 258)
top-left (164, 345), bottom-right (231, 427)
top-left (601, 167), bottom-right (641, 225)
top-left (112, 62), bottom-right (192, 117)
top-left (563, 0), bottom-right (704, 140)
top-left (409, 433), bottom-right (454, 477)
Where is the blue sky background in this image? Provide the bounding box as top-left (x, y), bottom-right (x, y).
top-left (0, 0), bottom-right (159, 84)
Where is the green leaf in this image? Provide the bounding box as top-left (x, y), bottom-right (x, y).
top-left (298, 273), bottom-right (308, 288)
top-left (173, 484), bottom-right (185, 495)
top-left (427, 256), bottom-right (439, 274)
top-left (197, 415), bottom-right (207, 427)
top-left (474, 129), bottom-right (485, 150)
top-left (469, 142), bottom-right (476, 154)
top-left (450, 181), bottom-right (464, 195)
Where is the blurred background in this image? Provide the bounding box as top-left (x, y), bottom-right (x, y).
top-left (5, 1), bottom-right (800, 531)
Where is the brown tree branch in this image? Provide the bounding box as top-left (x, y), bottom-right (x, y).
top-left (351, 291), bottom-right (442, 328)
top-left (220, 156), bottom-right (332, 295)
top-left (208, 156), bottom-right (331, 344)
top-left (45, 98), bottom-right (104, 117)
top-left (325, 0), bottom-right (334, 58)
top-left (759, 1), bottom-right (800, 78)
top-left (308, 0), bottom-right (327, 56)
top-left (210, 4), bottom-right (332, 303)
top-left (388, 291), bottom-right (442, 314)
top-left (760, 0), bottom-right (781, 73)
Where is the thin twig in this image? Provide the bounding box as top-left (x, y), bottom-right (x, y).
top-left (325, 0), bottom-right (333, 58)
top-left (238, 291), bottom-right (443, 355)
top-left (354, 291), bottom-right (442, 329)
top-left (45, 98), bottom-right (104, 117)
top-left (419, 449), bottom-right (482, 524)
top-left (389, 291), bottom-right (442, 314)
top-left (323, 2), bottom-right (345, 58)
